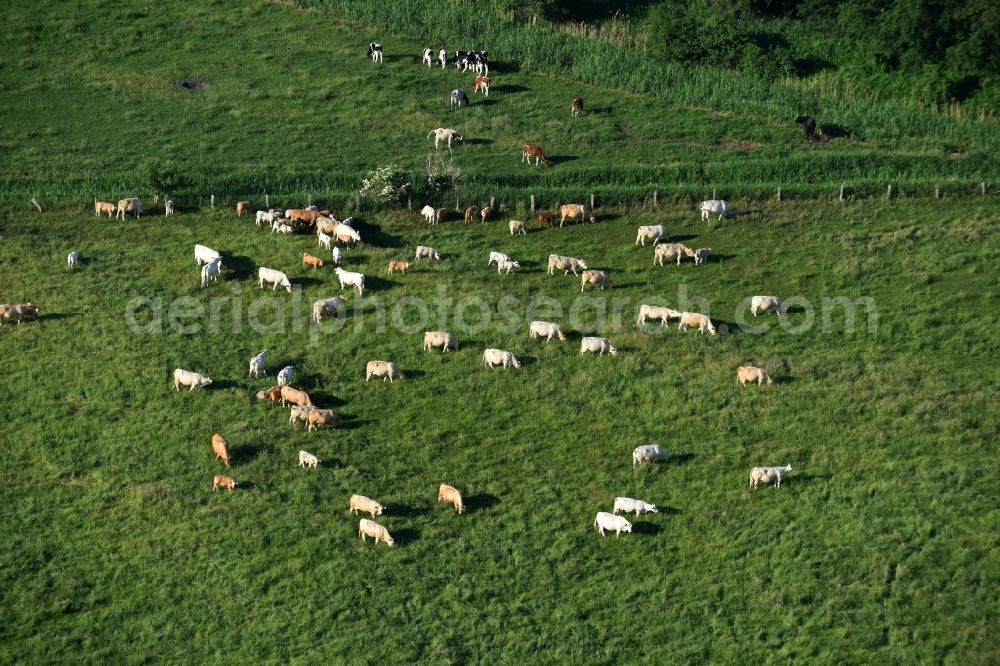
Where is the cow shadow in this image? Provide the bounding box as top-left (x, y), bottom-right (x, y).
top-left (39, 312), bottom-right (81, 321)
top-left (210, 379), bottom-right (241, 390)
top-left (710, 319), bottom-right (743, 335)
top-left (670, 452), bottom-right (695, 466)
top-left (514, 355), bottom-right (536, 366)
top-left (819, 123), bottom-right (849, 139)
top-left (463, 138), bottom-right (492, 146)
top-left (361, 275), bottom-right (393, 293)
top-left (791, 472), bottom-right (831, 484)
top-left (631, 522), bottom-right (663, 536)
top-left (388, 503), bottom-right (426, 518)
top-left (703, 253), bottom-right (735, 263)
top-left (224, 254), bottom-right (256, 280)
top-left (356, 221), bottom-right (404, 248)
top-left (492, 84), bottom-right (529, 94)
top-left (774, 376), bottom-right (796, 385)
top-left (392, 528), bottom-right (420, 544)
top-left (308, 391), bottom-right (346, 407)
top-left (233, 443), bottom-right (270, 464)
top-left (400, 369), bottom-right (426, 379)
top-left (465, 493), bottom-right (500, 512)
top-left (473, 98), bottom-right (498, 107)
top-left (233, 480), bottom-right (259, 492)
top-left (654, 506), bottom-right (681, 517)
top-left (785, 305), bottom-right (808, 315)
top-left (596, 212), bottom-right (621, 223)
top-left (294, 276), bottom-right (322, 288)
top-left (612, 282), bottom-right (643, 289)
top-left (669, 234), bottom-right (698, 243)
top-left (547, 155), bottom-right (576, 166)
top-left (338, 418), bottom-right (373, 431)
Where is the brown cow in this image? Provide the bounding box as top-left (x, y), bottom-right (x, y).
top-left (307, 409), bottom-right (341, 431)
top-left (537, 212), bottom-right (556, 228)
top-left (0, 302), bottom-right (39, 324)
top-left (236, 201), bottom-right (251, 217)
top-left (95, 200), bottom-right (117, 217)
top-left (303, 253), bottom-right (324, 270)
top-left (480, 207), bottom-right (492, 224)
top-left (280, 386), bottom-right (312, 407)
top-left (387, 261), bottom-right (409, 274)
top-left (522, 145), bottom-right (549, 166)
top-left (213, 475), bottom-right (237, 492)
top-left (211, 433), bottom-right (231, 468)
top-left (571, 97), bottom-right (583, 117)
top-left (289, 209), bottom-right (322, 230)
top-left (473, 75), bottom-right (490, 96)
top-left (464, 206), bottom-right (480, 225)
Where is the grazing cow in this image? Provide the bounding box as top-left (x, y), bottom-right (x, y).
top-left (368, 42), bottom-right (383, 63)
top-left (739, 365), bottom-right (773, 386)
top-left (690, 247), bottom-right (713, 265)
top-left (67, 251), bottom-right (79, 269)
top-left (415, 245), bottom-right (440, 260)
top-left (428, 127), bottom-right (463, 150)
top-left (678, 312), bottom-right (717, 335)
top-left (751, 295), bottom-right (787, 316)
top-left (488, 251), bottom-right (508, 267)
top-left (529, 320), bottom-right (566, 342)
top-left (288, 404), bottom-right (317, 426)
top-left (331, 246), bottom-right (342, 265)
top-left (307, 409), bottom-right (341, 431)
top-left (387, 260), bottom-right (409, 274)
top-left (95, 200), bottom-right (117, 217)
top-left (438, 48), bottom-right (447, 68)
top-left (571, 97), bottom-right (583, 117)
top-left (299, 450), bottom-right (320, 468)
top-left (315, 217), bottom-right (339, 236)
top-left (0, 302), bottom-right (39, 325)
top-left (335, 223), bottom-right (361, 246)
top-left (262, 385), bottom-right (283, 405)
top-left (248, 350), bottom-right (267, 378)
top-left (450, 88), bottom-right (467, 109)
top-left (274, 223), bottom-right (294, 235)
top-left (116, 198), bottom-right (143, 219)
top-left (334, 267), bottom-right (365, 295)
top-left (454, 50), bottom-right (470, 70)
top-left (637, 304), bottom-right (681, 326)
top-left (559, 204), bottom-right (594, 226)
top-left (464, 206), bottom-right (480, 225)
top-left (497, 258), bottom-right (520, 274)
top-left (547, 254), bottom-right (588, 276)
top-left (580, 336), bottom-right (618, 356)
top-left (280, 386), bottom-right (313, 408)
top-left (200, 258), bottom-right (222, 288)
top-left (312, 296), bottom-right (346, 323)
top-left (633, 444), bottom-right (668, 469)
top-left (429, 208), bottom-right (447, 225)
top-left (522, 144), bottom-right (549, 166)
top-left (480, 206), bottom-right (492, 223)
top-left (795, 116), bottom-right (817, 143)
top-left (594, 512), bottom-right (632, 538)
top-left (423, 331), bottom-right (457, 352)
top-left (256, 209), bottom-right (280, 227)
top-left (580, 270), bottom-right (611, 292)
top-left (537, 212), bottom-right (556, 228)
top-left (635, 225), bottom-right (667, 246)
top-left (366, 360), bottom-right (404, 382)
top-left (213, 475), bottom-right (237, 492)
top-left (614, 497), bottom-right (658, 517)
top-left (699, 199), bottom-right (732, 222)
top-left (194, 244), bottom-right (222, 268)
top-left (317, 232), bottom-right (333, 251)
top-left (483, 348), bottom-right (521, 369)
top-left (277, 365), bottom-right (295, 386)
top-left (258, 267), bottom-right (292, 293)
top-left (359, 518), bottom-right (394, 547)
top-left (509, 220), bottom-right (525, 235)
top-left (750, 465), bottom-right (793, 489)
top-left (654, 243), bottom-right (691, 267)
top-left (350, 494), bottom-right (385, 518)
top-left (211, 433), bottom-right (231, 468)
top-left (422, 47), bottom-right (433, 67)
top-left (173, 368), bottom-right (212, 391)
top-left (164, 200), bottom-right (175, 216)
top-left (420, 205), bottom-right (436, 224)
top-left (236, 201), bottom-right (250, 217)
top-left (303, 253), bottom-right (324, 270)
top-left (438, 484), bottom-right (464, 514)
top-left (473, 75), bottom-right (490, 96)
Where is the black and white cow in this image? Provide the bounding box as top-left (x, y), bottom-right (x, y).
top-left (450, 88), bottom-right (467, 109)
top-left (422, 48), bottom-right (433, 67)
top-left (368, 42), bottom-right (383, 63)
top-left (438, 48), bottom-right (447, 68)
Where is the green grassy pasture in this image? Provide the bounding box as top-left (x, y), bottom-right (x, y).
top-left (0, 199), bottom-right (996, 663)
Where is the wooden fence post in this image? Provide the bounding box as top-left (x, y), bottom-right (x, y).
top-left (211, 194), bottom-right (215, 209)
top-left (530, 194), bottom-right (535, 213)
top-left (455, 193), bottom-right (460, 210)
top-left (265, 193), bottom-right (269, 208)
top-left (590, 193), bottom-right (595, 210)
top-left (355, 196), bottom-right (361, 211)
top-left (934, 184), bottom-right (940, 199)
top-left (308, 194), bottom-right (312, 207)
top-left (886, 185), bottom-right (892, 201)
top-left (653, 190), bottom-right (658, 207)
top-left (490, 196), bottom-right (496, 211)
top-left (407, 196), bottom-right (412, 210)
top-left (776, 187), bottom-right (782, 202)
top-left (982, 182), bottom-right (987, 196)
top-left (712, 188), bottom-right (717, 200)
top-left (839, 185), bottom-right (845, 202)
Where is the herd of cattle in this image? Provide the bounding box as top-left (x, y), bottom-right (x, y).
top-left (44, 43), bottom-right (805, 544)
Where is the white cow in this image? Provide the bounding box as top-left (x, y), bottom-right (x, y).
top-left (256, 210), bottom-right (280, 227)
top-left (289, 404), bottom-right (317, 426)
top-left (594, 512), bottom-right (632, 538)
top-left (438, 48), bottom-right (447, 68)
top-left (497, 258), bottom-right (520, 274)
top-left (318, 232), bottom-right (332, 251)
top-left (633, 444), bottom-right (668, 468)
top-left (258, 267), bottom-right (292, 292)
top-left (488, 251), bottom-right (508, 267)
top-left (299, 450), bottom-right (320, 468)
top-left (335, 267), bottom-right (364, 295)
top-left (700, 199), bottom-right (732, 221)
top-left (420, 205), bottom-right (436, 224)
top-left (749, 465), bottom-right (793, 489)
top-left (529, 320), bottom-right (566, 342)
top-left (67, 251), bottom-right (79, 269)
top-left (547, 254), bottom-right (588, 276)
top-left (635, 225), bottom-right (667, 246)
top-left (194, 244), bottom-right (222, 268)
top-left (613, 497), bottom-right (659, 516)
top-left (172, 368), bottom-right (212, 391)
top-left (313, 296), bottom-right (346, 322)
top-left (331, 246), bottom-right (342, 265)
top-left (483, 349), bottom-right (521, 369)
top-left (751, 296), bottom-right (787, 316)
top-left (415, 246), bottom-right (441, 260)
top-left (200, 258), bottom-right (222, 288)
top-left (423, 331), bottom-right (457, 352)
top-left (678, 312), bottom-right (717, 335)
top-left (428, 128), bottom-right (463, 150)
top-left (580, 337), bottom-right (618, 356)
top-left (165, 200), bottom-right (175, 217)
top-left (248, 350), bottom-right (267, 378)
top-left (637, 304), bottom-right (681, 325)
top-left (422, 47), bottom-right (433, 67)
top-left (335, 224), bottom-right (361, 245)
top-left (277, 365), bottom-right (295, 386)
top-left (692, 248), bottom-right (713, 265)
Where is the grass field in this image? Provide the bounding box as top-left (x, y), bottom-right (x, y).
top-left (0, 198), bottom-right (997, 663)
top-left (1, 0), bottom-right (998, 663)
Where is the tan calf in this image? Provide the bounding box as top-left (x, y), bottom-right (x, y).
top-left (387, 261), bottom-right (409, 274)
top-left (279, 386), bottom-right (313, 407)
top-left (211, 433), bottom-right (231, 468)
top-left (213, 475), bottom-right (237, 492)
top-left (236, 201), bottom-right (251, 217)
top-left (94, 200), bottom-right (117, 217)
top-left (738, 366), bottom-right (773, 385)
top-left (438, 484), bottom-right (464, 514)
top-left (464, 206), bottom-right (480, 225)
top-left (303, 253), bottom-right (324, 269)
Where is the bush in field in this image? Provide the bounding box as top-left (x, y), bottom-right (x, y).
top-left (358, 164), bottom-right (411, 207)
top-left (423, 153), bottom-right (463, 200)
